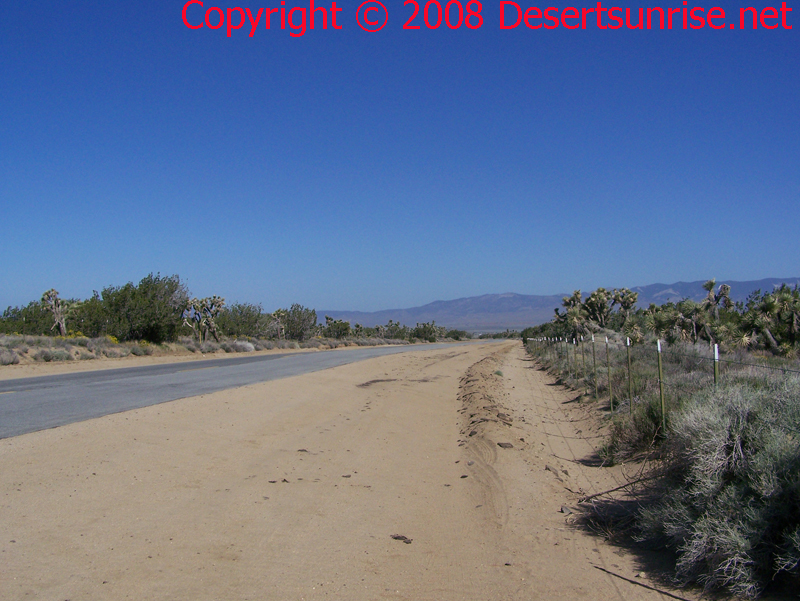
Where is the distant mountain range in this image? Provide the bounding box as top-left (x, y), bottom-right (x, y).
top-left (320, 277), bottom-right (800, 332)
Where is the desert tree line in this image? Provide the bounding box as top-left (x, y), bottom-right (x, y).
top-left (525, 279), bottom-right (800, 358)
top-left (0, 273), bottom-right (469, 350)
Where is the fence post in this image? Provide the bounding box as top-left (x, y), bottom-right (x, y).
top-left (605, 336), bottom-right (613, 412)
top-left (581, 335), bottom-right (586, 373)
top-left (657, 339), bottom-right (666, 436)
top-left (581, 336), bottom-right (587, 396)
top-left (626, 337), bottom-right (633, 414)
top-left (591, 334), bottom-right (598, 399)
top-left (572, 339), bottom-right (577, 380)
top-left (714, 343), bottom-right (719, 388)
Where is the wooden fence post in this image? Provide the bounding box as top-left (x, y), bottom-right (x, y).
top-left (657, 339), bottom-right (666, 436)
top-left (626, 337), bottom-right (633, 414)
top-left (581, 335), bottom-right (587, 395)
top-left (591, 334), bottom-right (598, 399)
top-left (605, 336), bottom-right (613, 412)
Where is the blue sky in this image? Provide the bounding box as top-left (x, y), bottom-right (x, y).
top-left (1, 1), bottom-right (797, 311)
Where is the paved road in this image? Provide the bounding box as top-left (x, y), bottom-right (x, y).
top-left (0, 343), bottom-right (471, 439)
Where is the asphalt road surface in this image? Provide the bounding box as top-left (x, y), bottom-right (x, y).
top-left (0, 343), bottom-right (469, 439)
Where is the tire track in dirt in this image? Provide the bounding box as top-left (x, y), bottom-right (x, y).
top-left (454, 343), bottom-right (695, 600)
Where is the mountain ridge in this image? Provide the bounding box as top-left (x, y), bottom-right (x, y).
top-left (320, 277), bottom-right (800, 332)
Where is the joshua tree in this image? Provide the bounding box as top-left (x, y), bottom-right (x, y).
top-left (775, 284), bottom-right (800, 345)
top-left (200, 296), bottom-right (225, 342)
top-left (270, 309), bottom-right (288, 340)
top-left (42, 289), bottom-right (68, 337)
top-left (701, 279), bottom-right (733, 322)
top-left (743, 293), bottom-right (780, 350)
top-left (562, 290), bottom-right (583, 310)
top-left (183, 296), bottom-right (225, 342)
top-left (554, 290), bottom-right (588, 340)
top-left (183, 298), bottom-right (202, 340)
top-left (584, 288), bottom-right (612, 328)
top-left (611, 288), bottom-right (639, 326)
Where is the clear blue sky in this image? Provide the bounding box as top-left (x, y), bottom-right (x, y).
top-left (1, 1), bottom-right (797, 311)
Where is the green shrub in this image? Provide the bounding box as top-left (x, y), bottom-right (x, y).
top-left (101, 273), bottom-right (188, 343)
top-left (411, 322), bottom-right (438, 343)
top-left (281, 304), bottom-right (317, 341)
top-left (217, 303), bottom-right (267, 338)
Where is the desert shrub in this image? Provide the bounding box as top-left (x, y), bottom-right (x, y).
top-left (129, 344), bottom-right (153, 356)
top-left (636, 375), bottom-right (800, 597)
top-left (253, 340), bottom-right (274, 351)
top-left (0, 335), bottom-right (22, 349)
top-left (200, 341), bottom-right (220, 353)
top-left (0, 337), bottom-right (29, 357)
top-left (102, 347), bottom-right (129, 358)
top-left (446, 329), bottom-right (471, 340)
top-left (44, 349), bottom-right (73, 362)
top-left (0, 350), bottom-right (20, 365)
top-left (52, 338), bottom-right (73, 349)
top-left (220, 340), bottom-right (255, 353)
top-left (34, 349), bottom-right (54, 362)
top-left (78, 351), bottom-right (95, 360)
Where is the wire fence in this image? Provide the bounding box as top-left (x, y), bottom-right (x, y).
top-left (525, 334), bottom-right (800, 431)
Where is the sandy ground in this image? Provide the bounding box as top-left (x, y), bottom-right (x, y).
top-left (0, 341), bottom-right (696, 600)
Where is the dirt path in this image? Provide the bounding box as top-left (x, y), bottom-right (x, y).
top-left (459, 343), bottom-right (692, 600)
top-left (0, 341), bottom-right (693, 600)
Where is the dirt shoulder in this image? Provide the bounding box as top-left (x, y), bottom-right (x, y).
top-left (0, 341), bottom-right (693, 600)
top-left (0, 341), bottom-right (465, 381)
top-left (0, 344), bottom-right (315, 381)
